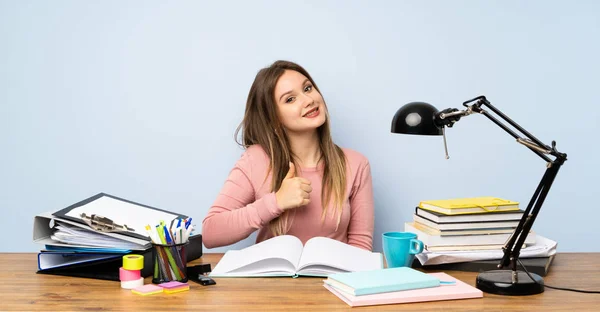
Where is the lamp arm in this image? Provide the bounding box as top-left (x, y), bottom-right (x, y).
top-left (464, 96), bottom-right (557, 162)
top-left (438, 95), bottom-right (567, 281)
top-left (499, 161), bottom-right (563, 275)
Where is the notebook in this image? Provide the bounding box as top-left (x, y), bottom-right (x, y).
top-left (419, 197), bottom-right (520, 215)
top-left (324, 267), bottom-right (440, 296)
top-left (415, 207), bottom-right (524, 223)
top-left (405, 222), bottom-right (536, 247)
top-left (324, 272), bottom-right (483, 307)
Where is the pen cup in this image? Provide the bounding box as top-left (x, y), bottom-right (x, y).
top-left (151, 242), bottom-right (188, 284)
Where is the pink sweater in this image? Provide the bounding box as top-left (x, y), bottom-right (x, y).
top-left (202, 145), bottom-right (374, 251)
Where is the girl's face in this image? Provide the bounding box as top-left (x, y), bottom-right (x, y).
top-left (273, 70), bottom-right (327, 134)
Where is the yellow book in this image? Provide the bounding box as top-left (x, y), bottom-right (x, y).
top-left (418, 197), bottom-right (519, 215)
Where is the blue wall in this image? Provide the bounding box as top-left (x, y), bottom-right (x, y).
top-left (2, 0), bottom-right (598, 252)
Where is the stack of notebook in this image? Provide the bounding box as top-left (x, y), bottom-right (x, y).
top-left (323, 267), bottom-right (482, 307)
top-left (405, 196), bottom-right (555, 276)
top-left (406, 197), bottom-right (535, 251)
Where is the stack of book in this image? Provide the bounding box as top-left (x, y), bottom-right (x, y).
top-left (405, 196), bottom-right (535, 252)
top-left (322, 267), bottom-right (483, 307)
top-left (405, 196), bottom-right (555, 276)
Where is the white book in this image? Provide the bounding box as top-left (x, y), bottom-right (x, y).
top-left (210, 235), bottom-right (383, 277)
top-left (413, 214), bottom-right (519, 231)
top-left (415, 208), bottom-right (524, 223)
top-left (405, 222), bottom-right (536, 247)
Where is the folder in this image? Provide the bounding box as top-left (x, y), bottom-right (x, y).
top-left (51, 192), bottom-right (188, 240)
top-left (38, 252), bottom-right (125, 271)
top-left (36, 234), bottom-right (203, 281)
top-left (33, 192), bottom-right (189, 250)
top-left (33, 192), bottom-right (202, 281)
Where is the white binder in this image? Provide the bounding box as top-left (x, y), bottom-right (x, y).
top-left (33, 193), bottom-right (188, 251)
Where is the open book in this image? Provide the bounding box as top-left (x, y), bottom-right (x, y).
top-left (210, 235), bottom-right (383, 277)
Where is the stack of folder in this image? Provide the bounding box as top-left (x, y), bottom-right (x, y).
top-left (32, 193), bottom-right (203, 280)
top-left (323, 267), bottom-right (482, 307)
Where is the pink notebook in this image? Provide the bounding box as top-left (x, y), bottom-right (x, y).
top-left (323, 272), bottom-right (482, 307)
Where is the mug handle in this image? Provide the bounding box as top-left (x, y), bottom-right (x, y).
top-left (409, 239), bottom-right (424, 254)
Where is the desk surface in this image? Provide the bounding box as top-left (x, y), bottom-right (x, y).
top-left (1, 253), bottom-right (598, 311)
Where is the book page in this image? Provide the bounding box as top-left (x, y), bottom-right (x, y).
top-left (210, 235), bottom-right (304, 276)
top-left (296, 237), bottom-right (382, 276)
top-left (51, 224), bottom-right (144, 250)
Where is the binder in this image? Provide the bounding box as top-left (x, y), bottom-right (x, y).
top-left (51, 192), bottom-right (188, 240)
top-left (33, 192), bottom-right (190, 250)
top-left (36, 234), bottom-right (203, 281)
top-left (33, 192), bottom-right (202, 281)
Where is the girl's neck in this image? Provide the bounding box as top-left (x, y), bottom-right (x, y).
top-left (288, 131), bottom-right (321, 168)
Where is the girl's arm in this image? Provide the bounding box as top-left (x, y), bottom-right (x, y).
top-left (201, 150), bottom-right (283, 248)
top-left (347, 161), bottom-right (375, 251)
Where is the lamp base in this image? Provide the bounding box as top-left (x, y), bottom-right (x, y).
top-left (476, 270), bottom-right (544, 296)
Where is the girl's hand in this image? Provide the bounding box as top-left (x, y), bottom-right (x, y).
top-left (275, 162), bottom-right (312, 210)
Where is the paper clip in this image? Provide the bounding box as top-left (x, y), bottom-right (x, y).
top-left (80, 213), bottom-right (135, 233)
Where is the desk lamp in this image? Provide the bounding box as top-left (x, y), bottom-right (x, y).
top-left (391, 95), bottom-right (567, 296)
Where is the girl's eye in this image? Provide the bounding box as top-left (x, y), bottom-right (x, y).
top-left (304, 85), bottom-right (313, 92)
top-left (285, 97), bottom-right (295, 103)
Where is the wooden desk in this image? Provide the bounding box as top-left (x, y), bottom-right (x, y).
top-left (1, 253), bottom-right (598, 311)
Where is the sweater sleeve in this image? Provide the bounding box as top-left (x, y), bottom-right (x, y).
top-left (347, 160), bottom-right (375, 251)
top-left (201, 150), bottom-right (284, 248)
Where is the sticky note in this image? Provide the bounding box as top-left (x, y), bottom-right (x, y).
top-left (158, 281), bottom-right (189, 294)
top-left (158, 281), bottom-right (188, 289)
top-left (131, 284), bottom-right (164, 296)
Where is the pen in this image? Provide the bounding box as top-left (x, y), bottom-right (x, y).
top-left (156, 225), bottom-right (166, 244)
top-left (156, 224), bottom-right (182, 280)
top-left (163, 225), bottom-right (174, 244)
top-left (169, 219), bottom-right (176, 238)
top-left (183, 224), bottom-right (193, 243)
top-left (145, 225), bottom-right (159, 244)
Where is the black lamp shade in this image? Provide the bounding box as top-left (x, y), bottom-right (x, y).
top-left (391, 102), bottom-right (442, 136)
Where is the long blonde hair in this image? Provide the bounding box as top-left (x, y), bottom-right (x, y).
top-left (235, 60), bottom-right (347, 236)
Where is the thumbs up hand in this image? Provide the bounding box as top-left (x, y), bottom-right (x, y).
top-left (275, 162), bottom-right (312, 210)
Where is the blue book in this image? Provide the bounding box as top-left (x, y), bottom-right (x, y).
top-left (325, 267), bottom-right (440, 296)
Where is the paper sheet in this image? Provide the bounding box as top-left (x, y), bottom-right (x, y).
top-left (415, 235), bottom-right (557, 265)
top-left (63, 195), bottom-right (180, 238)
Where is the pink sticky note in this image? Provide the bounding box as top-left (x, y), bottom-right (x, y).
top-left (158, 281), bottom-right (189, 289)
top-left (131, 284), bottom-right (164, 296)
